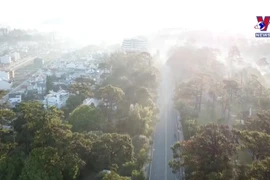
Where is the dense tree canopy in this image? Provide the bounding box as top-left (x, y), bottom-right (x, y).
top-left (169, 43), bottom-right (270, 180)
top-left (170, 124), bottom-right (236, 180)
top-left (68, 105), bottom-right (104, 132)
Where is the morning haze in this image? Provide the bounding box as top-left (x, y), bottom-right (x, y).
top-left (0, 0), bottom-right (269, 180)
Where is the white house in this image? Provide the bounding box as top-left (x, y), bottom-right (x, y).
top-left (83, 98), bottom-right (102, 107)
top-left (10, 52), bottom-right (20, 61)
top-left (55, 72), bottom-right (65, 78)
top-left (0, 55), bottom-right (11, 64)
top-left (66, 62), bottom-right (76, 69)
top-left (8, 93), bottom-right (22, 107)
top-left (0, 71), bottom-right (9, 80)
top-left (75, 64), bottom-right (87, 70)
top-left (27, 73), bottom-right (46, 95)
top-left (28, 82), bottom-right (46, 95)
top-left (89, 63), bottom-right (98, 70)
top-left (43, 90), bottom-right (69, 109)
top-left (45, 70), bottom-right (53, 76)
top-left (0, 79), bottom-right (12, 90)
top-left (122, 37), bottom-right (149, 52)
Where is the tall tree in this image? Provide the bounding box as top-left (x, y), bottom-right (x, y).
top-left (97, 85), bottom-right (125, 121)
top-left (46, 75), bottom-right (54, 94)
top-left (102, 171), bottom-right (130, 180)
top-left (234, 130), bottom-right (270, 161)
top-left (68, 105), bottom-right (104, 132)
top-left (61, 95), bottom-right (85, 118)
top-left (69, 77), bottom-right (94, 98)
top-left (91, 133), bottom-right (133, 171)
top-left (169, 123), bottom-right (236, 180)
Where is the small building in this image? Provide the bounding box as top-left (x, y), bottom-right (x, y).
top-left (0, 71), bottom-right (10, 80)
top-left (10, 52), bottom-right (20, 61)
top-left (8, 93), bottom-right (22, 107)
top-left (0, 55), bottom-right (11, 64)
top-left (34, 58), bottom-right (44, 67)
top-left (43, 90), bottom-right (69, 109)
top-left (122, 37), bottom-right (149, 53)
top-left (28, 82), bottom-right (46, 95)
top-left (83, 98), bottom-right (102, 107)
top-left (66, 62), bottom-right (76, 69)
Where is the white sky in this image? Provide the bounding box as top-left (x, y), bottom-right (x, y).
top-left (1, 0), bottom-right (270, 44)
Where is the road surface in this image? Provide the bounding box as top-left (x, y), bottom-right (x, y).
top-left (0, 57), bottom-right (36, 71)
top-left (149, 64), bottom-right (180, 180)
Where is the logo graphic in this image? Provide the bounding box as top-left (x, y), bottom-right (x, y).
top-left (255, 16), bottom-right (270, 38)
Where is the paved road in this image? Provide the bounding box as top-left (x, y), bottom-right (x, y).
top-left (150, 64), bottom-right (179, 180)
top-left (0, 57), bottom-right (36, 71)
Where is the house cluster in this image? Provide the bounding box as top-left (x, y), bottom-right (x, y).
top-left (6, 53), bottom-right (111, 109)
top-left (0, 52), bottom-right (21, 64)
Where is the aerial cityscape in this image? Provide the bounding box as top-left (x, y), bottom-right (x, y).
top-left (0, 1), bottom-right (270, 180)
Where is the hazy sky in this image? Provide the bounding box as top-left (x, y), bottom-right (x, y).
top-left (1, 0), bottom-right (269, 44)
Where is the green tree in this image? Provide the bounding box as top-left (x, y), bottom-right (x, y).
top-left (247, 157), bottom-right (270, 180)
top-left (91, 133), bottom-right (133, 171)
top-left (69, 77), bottom-right (94, 98)
top-left (98, 61), bottom-right (111, 73)
top-left (241, 110), bottom-right (270, 134)
top-left (46, 75), bottom-right (54, 94)
top-left (132, 135), bottom-right (149, 155)
top-left (97, 85), bottom-right (125, 121)
top-left (135, 87), bottom-right (154, 109)
top-left (234, 130), bottom-right (270, 161)
top-left (13, 102), bottom-right (47, 153)
top-left (0, 90), bottom-right (7, 98)
top-left (19, 146), bottom-right (82, 180)
top-left (61, 95), bottom-right (85, 118)
top-left (68, 105), bottom-right (104, 132)
top-left (131, 170), bottom-right (145, 180)
top-left (116, 104), bottom-right (153, 136)
top-left (19, 147), bottom-right (64, 180)
top-left (0, 108), bottom-right (16, 127)
top-left (102, 171), bottom-right (130, 180)
top-left (169, 123), bottom-right (236, 180)
top-left (0, 151), bottom-right (26, 180)
top-left (131, 67), bottom-right (159, 90)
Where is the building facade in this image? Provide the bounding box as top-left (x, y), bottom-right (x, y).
top-left (0, 55), bottom-right (11, 64)
top-left (0, 71), bottom-right (10, 80)
top-left (43, 90), bottom-right (69, 109)
top-left (122, 37), bottom-right (148, 52)
top-left (10, 52), bottom-right (20, 61)
top-left (8, 93), bottom-right (22, 108)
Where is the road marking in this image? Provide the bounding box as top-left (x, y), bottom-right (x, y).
top-left (149, 134), bottom-right (155, 180)
top-left (165, 81), bottom-right (168, 180)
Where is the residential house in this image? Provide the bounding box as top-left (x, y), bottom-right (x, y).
top-left (66, 62), bottom-right (76, 69)
top-left (27, 73), bottom-right (46, 95)
top-left (10, 52), bottom-right (20, 61)
top-left (83, 98), bottom-right (102, 107)
top-left (0, 71), bottom-right (10, 80)
top-left (75, 63), bottom-right (87, 70)
top-left (0, 55), bottom-right (11, 64)
top-left (8, 93), bottom-right (22, 107)
top-left (43, 90), bottom-right (69, 109)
